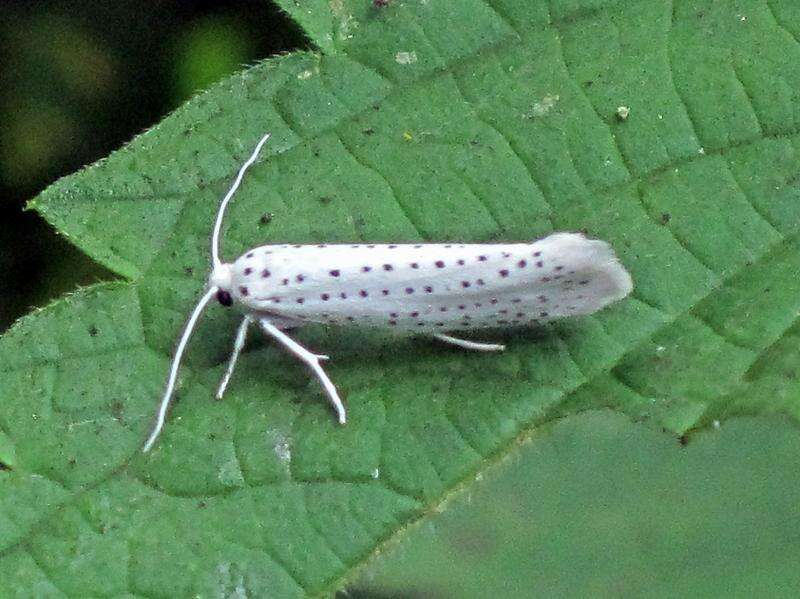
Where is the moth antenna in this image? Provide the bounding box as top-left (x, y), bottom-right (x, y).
top-left (143, 286), bottom-right (219, 452)
top-left (211, 133), bottom-right (272, 267)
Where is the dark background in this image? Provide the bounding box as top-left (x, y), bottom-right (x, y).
top-left (1, 0), bottom-right (308, 331)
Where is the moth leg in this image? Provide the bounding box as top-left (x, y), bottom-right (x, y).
top-left (257, 317), bottom-right (345, 424)
top-left (216, 315), bottom-right (252, 400)
top-left (433, 333), bottom-right (506, 352)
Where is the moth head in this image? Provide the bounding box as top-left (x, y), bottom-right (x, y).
top-left (209, 262), bottom-right (234, 307)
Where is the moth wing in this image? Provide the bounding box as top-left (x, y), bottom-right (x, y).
top-left (536, 233), bottom-right (632, 316)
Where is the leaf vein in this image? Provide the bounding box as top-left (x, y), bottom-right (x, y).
top-left (633, 183), bottom-right (717, 274)
top-left (765, 1), bottom-right (800, 51)
top-left (447, 74), bottom-right (556, 228)
top-left (729, 57), bottom-right (765, 138)
top-left (664, 0), bottom-right (704, 152)
top-left (335, 133), bottom-right (427, 238)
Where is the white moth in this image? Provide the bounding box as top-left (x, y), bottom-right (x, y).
top-left (142, 134), bottom-right (633, 452)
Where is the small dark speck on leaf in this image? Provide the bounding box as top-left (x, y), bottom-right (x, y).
top-left (88, 325), bottom-right (98, 337)
top-left (678, 434), bottom-right (689, 447)
top-left (0, 461), bottom-right (11, 471)
top-left (197, 501), bottom-right (207, 509)
top-left (259, 212), bottom-right (274, 225)
top-left (660, 212), bottom-right (671, 225)
top-left (785, 172), bottom-right (800, 188)
top-left (184, 267), bottom-right (194, 276)
top-left (111, 400), bottom-right (124, 417)
top-left (319, 196), bottom-right (333, 204)
top-left (362, 127), bottom-right (375, 135)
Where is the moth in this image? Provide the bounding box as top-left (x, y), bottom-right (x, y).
top-left (142, 134), bottom-right (633, 451)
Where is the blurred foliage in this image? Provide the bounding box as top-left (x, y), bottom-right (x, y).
top-left (355, 412), bottom-right (800, 597)
top-left (0, 0), bottom-right (307, 330)
top-left (170, 15), bottom-right (257, 104)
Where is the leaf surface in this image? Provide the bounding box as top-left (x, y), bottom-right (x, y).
top-left (4, 0), bottom-right (800, 595)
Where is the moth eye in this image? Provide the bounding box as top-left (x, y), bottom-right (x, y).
top-left (216, 289), bottom-right (233, 307)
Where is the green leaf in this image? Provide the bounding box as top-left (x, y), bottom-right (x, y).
top-left (5, 0), bottom-right (800, 595)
